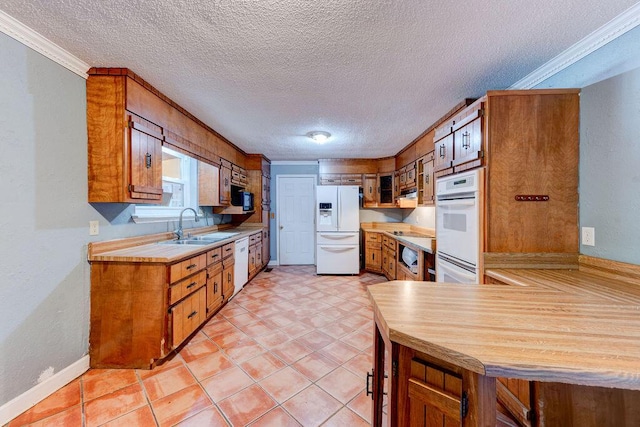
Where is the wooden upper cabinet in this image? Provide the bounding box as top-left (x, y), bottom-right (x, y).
top-left (198, 160), bottom-right (220, 206)
top-left (452, 99), bottom-right (484, 169)
top-left (433, 132), bottom-right (454, 173)
top-left (219, 164), bottom-right (232, 205)
top-left (363, 174), bottom-right (378, 207)
top-left (87, 74), bottom-right (164, 203)
top-left (127, 116), bottom-right (163, 201)
top-left (87, 68), bottom-right (249, 204)
top-left (485, 89), bottom-right (580, 253)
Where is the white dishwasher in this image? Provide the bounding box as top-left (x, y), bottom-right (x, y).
top-left (233, 237), bottom-right (249, 296)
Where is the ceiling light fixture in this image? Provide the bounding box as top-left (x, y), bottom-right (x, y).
top-left (306, 131), bottom-right (331, 144)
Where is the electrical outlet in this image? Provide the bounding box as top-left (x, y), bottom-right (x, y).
top-left (89, 220), bottom-right (99, 236)
top-left (581, 227), bottom-right (595, 246)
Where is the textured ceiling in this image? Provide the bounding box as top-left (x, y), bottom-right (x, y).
top-left (0, 0), bottom-right (637, 160)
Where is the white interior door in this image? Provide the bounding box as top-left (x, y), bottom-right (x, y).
top-left (277, 176), bottom-right (316, 265)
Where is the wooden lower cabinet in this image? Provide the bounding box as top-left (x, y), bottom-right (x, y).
top-left (170, 286), bottom-right (206, 347)
top-left (382, 236), bottom-right (397, 280)
top-left (221, 257), bottom-right (235, 303)
top-left (261, 228), bottom-right (270, 268)
top-left (206, 253), bottom-right (224, 315)
top-left (372, 320), bottom-right (496, 427)
top-left (90, 243), bottom-right (236, 369)
top-left (364, 232), bottom-right (383, 273)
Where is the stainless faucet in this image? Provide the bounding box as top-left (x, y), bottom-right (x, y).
top-left (175, 208), bottom-right (200, 240)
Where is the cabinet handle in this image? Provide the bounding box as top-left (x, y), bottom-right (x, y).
top-left (462, 131), bottom-right (470, 149)
top-left (372, 253), bottom-right (375, 260)
top-left (225, 178), bottom-right (228, 186)
top-left (214, 282), bottom-right (218, 292)
top-left (228, 272), bottom-right (232, 282)
top-left (145, 153), bottom-right (152, 169)
top-left (187, 311), bottom-right (197, 319)
top-left (366, 370), bottom-right (373, 398)
top-left (425, 173), bottom-right (429, 184)
top-left (186, 264), bottom-right (197, 270)
top-left (211, 254), bottom-right (219, 259)
top-left (439, 144), bottom-right (445, 158)
top-left (186, 281), bottom-right (196, 289)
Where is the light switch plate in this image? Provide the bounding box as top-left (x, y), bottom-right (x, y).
top-left (89, 220), bottom-right (99, 236)
top-left (581, 226), bottom-right (595, 246)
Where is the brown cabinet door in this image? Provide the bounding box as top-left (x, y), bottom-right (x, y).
top-left (378, 173), bottom-right (395, 206)
top-left (363, 175), bottom-right (378, 207)
top-left (198, 161), bottom-right (220, 206)
top-left (262, 230), bottom-right (270, 267)
top-left (423, 153), bottom-right (435, 205)
top-left (407, 359), bottom-right (463, 426)
top-left (222, 262), bottom-right (235, 301)
top-left (453, 117), bottom-right (482, 167)
top-left (171, 286), bottom-right (206, 348)
top-left (206, 263), bottom-right (223, 315)
top-left (365, 246), bottom-right (382, 272)
top-left (406, 163), bottom-right (416, 188)
top-left (128, 121), bottom-right (163, 200)
top-left (433, 133), bottom-right (454, 172)
top-left (219, 165), bottom-right (231, 205)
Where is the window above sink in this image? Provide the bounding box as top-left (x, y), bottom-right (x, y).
top-left (134, 147), bottom-right (200, 221)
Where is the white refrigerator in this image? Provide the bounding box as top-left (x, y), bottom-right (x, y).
top-left (316, 185), bottom-right (360, 274)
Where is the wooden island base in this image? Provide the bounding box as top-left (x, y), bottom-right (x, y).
top-left (372, 313), bottom-right (640, 426)
top-left (368, 276), bottom-right (640, 426)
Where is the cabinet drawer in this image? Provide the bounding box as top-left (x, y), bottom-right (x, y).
top-left (320, 174), bottom-right (341, 185)
top-left (169, 270), bottom-right (206, 305)
top-left (222, 242), bottom-right (235, 259)
top-left (206, 247), bottom-right (222, 266)
top-left (341, 174), bottom-right (363, 185)
top-left (170, 254), bottom-right (206, 283)
top-left (366, 232), bottom-right (382, 243)
top-left (249, 232), bottom-right (262, 245)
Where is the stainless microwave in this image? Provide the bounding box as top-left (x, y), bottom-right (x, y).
top-left (232, 190), bottom-right (254, 211)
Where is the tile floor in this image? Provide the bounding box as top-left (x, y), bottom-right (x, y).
top-left (7, 265), bottom-right (387, 427)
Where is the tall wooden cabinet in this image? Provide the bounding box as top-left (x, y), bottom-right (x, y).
top-left (87, 76), bottom-right (166, 203)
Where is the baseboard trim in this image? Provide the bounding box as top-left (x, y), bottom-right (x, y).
top-left (0, 355), bottom-right (90, 425)
top-left (268, 260), bottom-right (279, 267)
top-left (0, 10), bottom-right (90, 78)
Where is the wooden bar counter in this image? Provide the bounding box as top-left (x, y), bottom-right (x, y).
top-left (368, 265), bottom-right (640, 426)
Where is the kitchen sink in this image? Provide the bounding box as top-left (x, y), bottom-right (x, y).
top-left (196, 232), bottom-right (240, 240)
top-left (157, 239), bottom-right (213, 245)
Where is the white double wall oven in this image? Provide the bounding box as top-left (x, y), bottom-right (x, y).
top-left (435, 169), bottom-right (482, 284)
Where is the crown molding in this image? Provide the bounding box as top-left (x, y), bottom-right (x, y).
top-left (271, 160), bottom-right (319, 166)
top-left (0, 10), bottom-right (89, 79)
top-left (510, 3), bottom-right (640, 89)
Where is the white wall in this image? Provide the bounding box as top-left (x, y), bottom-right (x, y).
top-left (402, 206), bottom-right (436, 229)
top-left (578, 67), bottom-right (640, 264)
top-left (0, 32), bottom-right (225, 409)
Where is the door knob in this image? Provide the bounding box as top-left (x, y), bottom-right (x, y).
top-left (279, 225), bottom-right (283, 230)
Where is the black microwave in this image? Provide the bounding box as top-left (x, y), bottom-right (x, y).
top-left (232, 190), bottom-right (254, 211)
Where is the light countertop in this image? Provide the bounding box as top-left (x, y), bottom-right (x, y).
top-left (368, 268), bottom-right (640, 390)
top-left (88, 227), bottom-right (264, 263)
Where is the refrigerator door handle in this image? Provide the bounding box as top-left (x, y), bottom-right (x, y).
top-left (337, 188), bottom-right (341, 231)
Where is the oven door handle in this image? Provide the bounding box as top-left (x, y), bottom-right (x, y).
top-left (438, 258), bottom-right (476, 283)
top-left (436, 199), bottom-right (476, 208)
